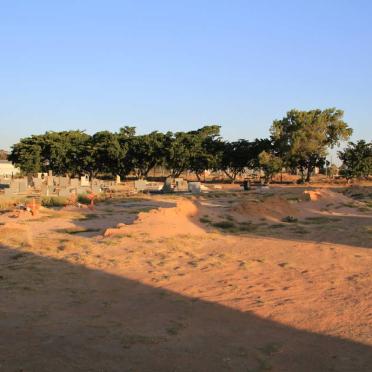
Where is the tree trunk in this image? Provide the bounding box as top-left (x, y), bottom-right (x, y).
top-left (223, 170), bottom-right (235, 183)
top-left (306, 165), bottom-right (313, 182)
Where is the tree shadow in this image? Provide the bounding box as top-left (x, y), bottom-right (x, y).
top-left (0, 244), bottom-right (371, 371)
top-left (54, 199), bottom-right (177, 237)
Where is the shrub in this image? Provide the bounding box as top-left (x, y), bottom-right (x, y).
top-left (41, 196), bottom-right (68, 207)
top-left (212, 221), bottom-right (235, 229)
top-left (77, 194), bottom-right (91, 205)
top-left (282, 215), bottom-right (298, 223)
top-left (199, 216), bottom-right (211, 224)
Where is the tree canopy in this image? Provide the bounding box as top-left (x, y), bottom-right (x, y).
top-left (338, 140), bottom-right (372, 180)
top-left (271, 108), bottom-right (352, 181)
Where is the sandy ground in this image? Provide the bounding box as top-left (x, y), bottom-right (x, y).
top-left (0, 186), bottom-right (371, 371)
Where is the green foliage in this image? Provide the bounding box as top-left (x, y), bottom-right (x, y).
top-left (220, 138), bottom-right (271, 182)
top-left (271, 108), bottom-right (352, 182)
top-left (338, 140), bottom-right (372, 179)
top-left (259, 151), bottom-right (283, 183)
top-left (126, 131), bottom-right (166, 178)
top-left (8, 108), bottom-right (364, 184)
top-left (41, 196), bottom-right (68, 207)
top-left (328, 163), bottom-right (339, 178)
top-left (77, 194), bottom-right (91, 205)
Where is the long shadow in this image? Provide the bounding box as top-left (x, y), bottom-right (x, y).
top-left (0, 244), bottom-right (371, 371)
top-left (56, 199), bottom-right (177, 237)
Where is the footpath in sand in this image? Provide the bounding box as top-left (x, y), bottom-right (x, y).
top-left (0, 187), bottom-right (371, 371)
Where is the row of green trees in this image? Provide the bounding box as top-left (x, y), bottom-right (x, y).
top-left (8, 107), bottom-right (371, 182)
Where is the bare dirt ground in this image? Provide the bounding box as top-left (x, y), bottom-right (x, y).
top-left (0, 185), bottom-right (371, 371)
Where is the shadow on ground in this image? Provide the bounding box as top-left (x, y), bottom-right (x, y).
top-left (55, 199), bottom-right (177, 237)
top-left (0, 244), bottom-right (371, 371)
top-left (196, 192), bottom-right (372, 249)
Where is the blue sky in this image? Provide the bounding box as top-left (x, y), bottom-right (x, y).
top-left (0, 0), bottom-right (371, 150)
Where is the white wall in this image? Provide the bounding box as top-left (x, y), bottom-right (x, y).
top-left (0, 162), bottom-right (20, 177)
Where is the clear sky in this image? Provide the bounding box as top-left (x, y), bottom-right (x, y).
top-left (0, 0), bottom-right (371, 150)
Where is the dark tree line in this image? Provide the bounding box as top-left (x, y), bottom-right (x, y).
top-left (8, 107), bottom-right (367, 182)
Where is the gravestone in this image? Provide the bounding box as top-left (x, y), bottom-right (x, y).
top-left (70, 178), bottom-right (80, 188)
top-left (41, 183), bottom-right (49, 196)
top-left (134, 179), bottom-right (147, 191)
top-left (188, 182), bottom-right (201, 194)
top-left (33, 178), bottom-right (43, 189)
top-left (58, 188), bottom-right (71, 197)
top-left (47, 172), bottom-right (54, 186)
top-left (175, 178), bottom-right (188, 192)
top-left (80, 175), bottom-right (90, 187)
top-left (18, 178), bottom-right (28, 193)
top-left (59, 177), bottom-right (70, 188)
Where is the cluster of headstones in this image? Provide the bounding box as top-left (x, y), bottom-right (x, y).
top-left (2, 177), bottom-right (28, 196)
top-left (36, 172), bottom-right (106, 197)
top-left (0, 171), bottom-right (111, 197)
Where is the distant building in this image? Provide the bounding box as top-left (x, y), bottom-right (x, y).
top-left (0, 160), bottom-right (20, 178)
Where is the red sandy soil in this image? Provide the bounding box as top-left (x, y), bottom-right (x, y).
top-left (0, 186), bottom-right (371, 371)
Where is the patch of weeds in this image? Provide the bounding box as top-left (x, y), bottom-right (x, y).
top-left (237, 221), bottom-right (258, 232)
top-left (364, 226), bottom-right (372, 234)
top-left (166, 321), bottom-right (186, 336)
top-left (258, 342), bottom-right (282, 356)
top-left (286, 196), bottom-right (301, 202)
top-left (270, 224), bottom-right (286, 228)
top-left (348, 192), bottom-right (365, 200)
top-left (282, 215), bottom-right (298, 223)
top-left (128, 207), bottom-right (153, 214)
top-left (358, 207), bottom-right (371, 212)
top-left (199, 216), bottom-right (211, 224)
top-left (121, 334), bottom-right (166, 349)
top-left (59, 227), bottom-right (100, 235)
top-left (341, 202), bottom-right (356, 208)
top-left (212, 221), bottom-right (235, 229)
top-left (303, 216), bottom-right (340, 224)
top-left (212, 219), bottom-right (259, 234)
top-left (290, 226), bottom-right (308, 235)
top-left (11, 252), bottom-right (26, 260)
top-left (188, 260), bottom-right (198, 267)
top-left (255, 356), bottom-right (272, 371)
top-left (77, 194), bottom-right (91, 205)
top-left (75, 213), bottom-right (100, 221)
top-left (41, 196), bottom-right (68, 207)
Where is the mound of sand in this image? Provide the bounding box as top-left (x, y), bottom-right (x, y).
top-left (104, 199), bottom-right (205, 238)
top-left (232, 189), bottom-right (361, 222)
top-left (233, 196), bottom-right (300, 222)
top-left (303, 188), bottom-right (358, 206)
